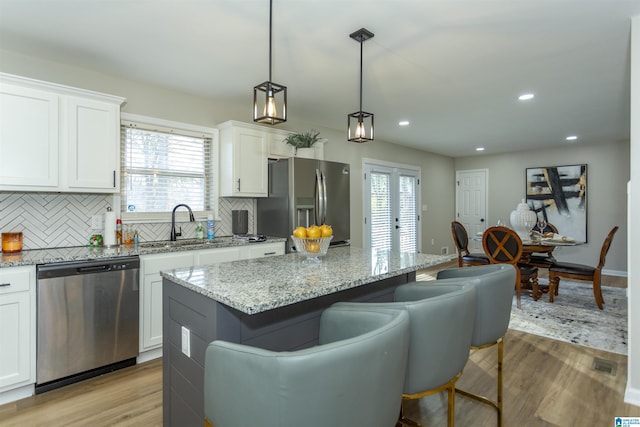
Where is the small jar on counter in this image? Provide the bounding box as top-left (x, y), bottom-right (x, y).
top-left (1, 232), bottom-right (23, 253)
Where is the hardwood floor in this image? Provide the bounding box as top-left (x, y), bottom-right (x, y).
top-left (1, 263), bottom-right (635, 426)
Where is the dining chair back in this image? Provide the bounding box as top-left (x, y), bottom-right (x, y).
top-left (451, 221), bottom-right (490, 267)
top-left (482, 226), bottom-right (539, 308)
top-left (548, 226), bottom-right (618, 309)
top-left (528, 222), bottom-right (559, 268)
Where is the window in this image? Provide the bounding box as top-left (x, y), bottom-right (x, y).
top-left (120, 113), bottom-right (218, 220)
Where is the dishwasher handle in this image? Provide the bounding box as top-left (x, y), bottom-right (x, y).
top-left (77, 264), bottom-right (111, 274)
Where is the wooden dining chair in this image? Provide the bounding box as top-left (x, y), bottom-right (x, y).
top-left (482, 226), bottom-right (539, 309)
top-left (548, 226), bottom-right (618, 310)
top-left (451, 221), bottom-right (490, 268)
top-left (528, 223), bottom-right (559, 268)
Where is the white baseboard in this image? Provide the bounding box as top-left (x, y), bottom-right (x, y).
top-left (0, 384), bottom-right (34, 406)
top-left (603, 268), bottom-right (628, 277)
top-left (137, 347), bottom-right (162, 364)
top-left (625, 385), bottom-right (640, 408)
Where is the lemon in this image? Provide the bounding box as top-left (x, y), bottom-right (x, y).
top-left (306, 241), bottom-right (321, 253)
top-left (306, 226), bottom-right (321, 239)
top-left (320, 224), bottom-right (333, 237)
top-left (293, 227), bottom-right (307, 238)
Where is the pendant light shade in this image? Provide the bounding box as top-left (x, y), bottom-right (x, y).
top-left (253, 0), bottom-right (287, 125)
top-left (348, 28), bottom-right (374, 143)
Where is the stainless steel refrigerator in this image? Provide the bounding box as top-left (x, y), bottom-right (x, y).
top-left (257, 157), bottom-right (350, 252)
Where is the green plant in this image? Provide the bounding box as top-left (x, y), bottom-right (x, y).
top-left (283, 129), bottom-right (321, 149)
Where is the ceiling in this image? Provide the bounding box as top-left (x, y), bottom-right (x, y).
top-left (1, 0), bottom-right (639, 158)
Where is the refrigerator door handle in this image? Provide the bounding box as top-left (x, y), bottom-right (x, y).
top-left (315, 169), bottom-right (324, 225)
top-left (321, 171), bottom-right (328, 224)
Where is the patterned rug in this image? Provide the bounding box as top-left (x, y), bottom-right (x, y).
top-left (509, 279), bottom-right (628, 355)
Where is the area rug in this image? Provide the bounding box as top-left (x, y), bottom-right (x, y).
top-left (509, 279), bottom-right (628, 355)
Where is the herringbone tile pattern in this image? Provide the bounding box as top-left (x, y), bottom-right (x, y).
top-left (0, 192), bottom-right (257, 249)
top-left (1, 192), bottom-right (111, 249)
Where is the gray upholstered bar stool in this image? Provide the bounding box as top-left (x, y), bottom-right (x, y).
top-left (332, 281), bottom-right (477, 427)
top-left (436, 264), bottom-right (517, 427)
top-left (203, 305), bottom-right (411, 427)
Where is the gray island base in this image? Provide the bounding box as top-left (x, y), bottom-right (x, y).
top-left (160, 247), bottom-right (451, 426)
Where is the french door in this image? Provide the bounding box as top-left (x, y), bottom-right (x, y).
top-left (364, 161), bottom-right (420, 252)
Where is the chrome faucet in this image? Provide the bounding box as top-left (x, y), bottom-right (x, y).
top-left (170, 204), bottom-right (195, 241)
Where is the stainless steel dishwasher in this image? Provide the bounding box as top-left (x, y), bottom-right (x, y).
top-left (36, 256), bottom-right (139, 393)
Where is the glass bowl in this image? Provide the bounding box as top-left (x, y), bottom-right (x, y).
top-left (291, 235), bottom-right (333, 261)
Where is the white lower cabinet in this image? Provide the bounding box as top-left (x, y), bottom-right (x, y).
top-left (139, 252), bottom-right (193, 352)
top-left (194, 247), bottom-right (240, 265)
top-left (139, 242), bottom-right (284, 354)
top-left (0, 266), bottom-right (36, 400)
top-left (240, 242), bottom-right (285, 259)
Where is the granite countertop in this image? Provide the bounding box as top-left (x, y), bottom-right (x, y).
top-left (0, 236), bottom-right (287, 268)
top-left (161, 247), bottom-right (453, 315)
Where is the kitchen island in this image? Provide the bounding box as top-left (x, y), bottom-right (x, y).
top-left (160, 247), bottom-right (452, 426)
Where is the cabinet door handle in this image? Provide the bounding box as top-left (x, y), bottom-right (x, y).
top-left (263, 252), bottom-right (276, 256)
top-left (113, 170), bottom-right (116, 188)
top-left (0, 283), bottom-right (10, 287)
top-left (237, 179), bottom-right (241, 192)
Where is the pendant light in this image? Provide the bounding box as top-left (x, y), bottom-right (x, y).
top-left (348, 28), bottom-right (374, 143)
top-left (253, 0), bottom-right (287, 125)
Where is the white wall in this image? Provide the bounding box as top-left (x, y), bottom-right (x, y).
top-left (626, 15), bottom-right (640, 407)
top-left (454, 142), bottom-right (629, 273)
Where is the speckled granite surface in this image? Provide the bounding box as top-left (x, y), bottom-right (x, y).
top-left (161, 247), bottom-right (453, 315)
top-left (0, 236), bottom-right (287, 267)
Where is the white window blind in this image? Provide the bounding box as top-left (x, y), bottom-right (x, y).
top-left (399, 174), bottom-right (417, 252)
top-left (370, 171), bottom-right (392, 251)
top-left (121, 120), bottom-right (213, 213)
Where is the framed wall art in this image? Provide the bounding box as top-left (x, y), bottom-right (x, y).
top-left (525, 164), bottom-right (587, 242)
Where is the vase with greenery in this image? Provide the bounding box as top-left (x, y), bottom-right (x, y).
top-left (283, 129), bottom-right (321, 150)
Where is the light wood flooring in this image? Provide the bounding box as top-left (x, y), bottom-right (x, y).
top-left (1, 263), bottom-right (635, 426)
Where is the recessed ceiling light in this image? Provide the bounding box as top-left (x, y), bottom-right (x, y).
top-left (399, 120), bottom-right (410, 126)
top-left (518, 93), bottom-right (535, 101)
top-left (566, 135), bottom-right (578, 141)
top-left (476, 147), bottom-right (485, 152)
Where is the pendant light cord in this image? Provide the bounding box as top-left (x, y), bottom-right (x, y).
top-left (268, 0), bottom-right (273, 83)
top-left (359, 39), bottom-right (363, 112)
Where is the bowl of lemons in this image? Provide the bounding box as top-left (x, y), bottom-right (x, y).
top-left (291, 225), bottom-right (333, 262)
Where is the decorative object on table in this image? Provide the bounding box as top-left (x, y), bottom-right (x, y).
top-left (1, 231), bottom-right (23, 253)
top-left (525, 164), bottom-right (587, 243)
top-left (450, 221), bottom-right (490, 267)
top-left (283, 129), bottom-right (321, 158)
top-left (347, 27), bottom-right (375, 143)
top-left (482, 226), bottom-right (539, 309)
top-left (528, 222), bottom-right (559, 268)
top-left (253, 0), bottom-right (287, 125)
top-left (548, 226), bottom-right (618, 310)
top-left (509, 199), bottom-right (537, 241)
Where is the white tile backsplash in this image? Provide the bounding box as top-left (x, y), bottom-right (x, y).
top-left (0, 192), bottom-right (255, 250)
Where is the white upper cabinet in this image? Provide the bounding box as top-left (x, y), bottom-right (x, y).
top-left (0, 73), bottom-right (125, 193)
top-left (67, 96), bottom-right (120, 191)
top-left (0, 83), bottom-right (60, 189)
top-left (219, 121), bottom-right (269, 197)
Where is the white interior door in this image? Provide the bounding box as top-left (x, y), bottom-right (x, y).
top-left (364, 162), bottom-right (420, 252)
top-left (456, 169), bottom-right (488, 251)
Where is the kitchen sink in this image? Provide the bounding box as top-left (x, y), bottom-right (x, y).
top-left (139, 239), bottom-right (218, 249)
